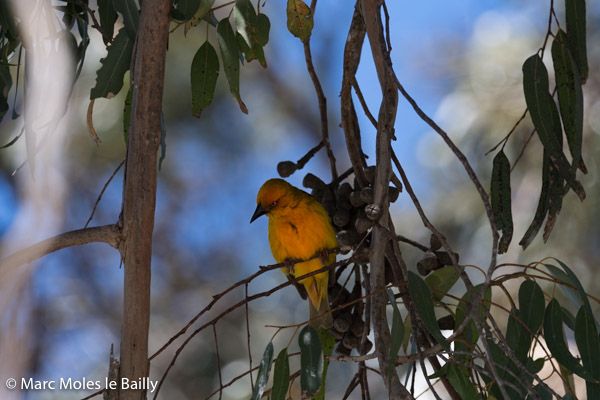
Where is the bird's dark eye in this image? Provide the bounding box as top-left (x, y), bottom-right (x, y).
top-left (270, 201), bottom-right (277, 208)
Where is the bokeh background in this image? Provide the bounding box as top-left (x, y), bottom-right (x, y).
top-left (0, 0), bottom-right (599, 399)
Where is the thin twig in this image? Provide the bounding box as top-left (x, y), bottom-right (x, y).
top-left (245, 283), bottom-right (253, 392)
top-left (84, 159), bottom-right (125, 228)
top-left (303, 0), bottom-right (337, 181)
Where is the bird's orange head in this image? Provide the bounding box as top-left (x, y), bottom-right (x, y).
top-left (250, 178), bottom-right (299, 222)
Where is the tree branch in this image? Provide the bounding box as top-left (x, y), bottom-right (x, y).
top-left (119, 0), bottom-right (171, 398)
top-left (0, 224), bottom-right (121, 274)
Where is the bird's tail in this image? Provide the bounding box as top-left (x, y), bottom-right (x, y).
top-left (308, 288), bottom-right (333, 329)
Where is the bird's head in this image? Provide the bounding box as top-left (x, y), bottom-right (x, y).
top-left (250, 178), bottom-right (296, 222)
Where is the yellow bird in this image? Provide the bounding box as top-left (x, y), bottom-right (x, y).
top-left (251, 178), bottom-right (336, 328)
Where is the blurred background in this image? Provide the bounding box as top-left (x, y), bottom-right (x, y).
top-left (0, 0), bottom-right (599, 399)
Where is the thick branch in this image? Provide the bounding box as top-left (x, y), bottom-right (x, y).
top-left (119, 0), bottom-right (171, 398)
top-left (0, 224), bottom-right (121, 273)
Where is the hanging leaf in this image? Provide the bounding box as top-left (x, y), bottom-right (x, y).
top-left (446, 364), bottom-right (478, 400)
top-left (90, 27), bottom-right (134, 99)
top-left (298, 325), bottom-right (323, 398)
top-left (271, 348), bottom-right (290, 400)
top-left (387, 289), bottom-right (404, 386)
top-left (490, 150), bottom-right (513, 253)
top-left (543, 299), bottom-right (595, 381)
top-left (286, 0), bottom-right (313, 42)
top-left (407, 271), bottom-right (449, 351)
top-left (519, 153), bottom-right (551, 249)
top-left (543, 101), bottom-right (566, 242)
top-left (184, 0), bottom-right (216, 35)
top-left (234, 0), bottom-right (268, 67)
top-left (519, 280), bottom-right (545, 335)
top-left (522, 54), bottom-right (585, 201)
top-left (552, 30), bottom-right (586, 174)
top-left (173, 0), bottom-right (200, 21)
top-left (191, 42), bottom-right (219, 117)
top-left (97, 0), bottom-right (117, 43)
top-left (549, 258), bottom-right (594, 318)
top-left (575, 306), bottom-right (600, 398)
top-left (454, 284), bottom-right (491, 363)
top-left (250, 341), bottom-right (274, 400)
top-left (424, 265), bottom-right (462, 302)
top-left (112, 0), bottom-right (139, 41)
top-left (217, 18), bottom-right (248, 113)
top-left (565, 0), bottom-right (588, 82)
top-left (313, 328), bottom-right (334, 400)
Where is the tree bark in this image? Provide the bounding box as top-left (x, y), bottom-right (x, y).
top-left (119, 0), bottom-right (171, 398)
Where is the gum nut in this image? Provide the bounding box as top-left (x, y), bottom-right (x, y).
top-left (429, 234), bottom-right (443, 251)
top-left (349, 190), bottom-right (365, 207)
top-left (334, 312), bottom-right (353, 333)
top-left (333, 209), bottom-right (350, 227)
top-left (360, 186), bottom-right (374, 204)
top-left (277, 161), bottom-right (297, 177)
top-left (365, 166), bottom-right (376, 184)
top-left (389, 186), bottom-right (400, 202)
top-left (303, 173), bottom-right (325, 189)
top-left (355, 217), bottom-right (372, 234)
top-left (434, 250), bottom-right (460, 267)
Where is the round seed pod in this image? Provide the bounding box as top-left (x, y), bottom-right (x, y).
top-left (333, 209), bottom-right (350, 228)
top-left (303, 173), bottom-right (326, 190)
top-left (365, 203), bottom-right (381, 221)
top-left (389, 185), bottom-right (400, 202)
top-left (311, 188), bottom-right (324, 202)
top-left (349, 190), bottom-right (365, 208)
top-left (336, 343), bottom-right (352, 356)
top-left (337, 228), bottom-right (360, 247)
top-left (429, 234), bottom-right (442, 251)
top-left (333, 312), bottom-right (353, 333)
top-left (360, 186), bottom-right (374, 204)
top-left (350, 318), bottom-right (365, 337)
top-left (417, 251), bottom-right (438, 276)
top-left (342, 332), bottom-right (361, 349)
top-left (277, 161), bottom-right (297, 177)
top-left (435, 250), bottom-right (460, 267)
top-left (329, 327), bottom-right (344, 341)
top-left (364, 166), bottom-right (377, 184)
top-left (361, 339), bottom-right (373, 354)
top-left (338, 182), bottom-right (353, 197)
top-left (355, 216), bottom-right (372, 234)
top-left (354, 247), bottom-right (370, 264)
top-left (437, 315), bottom-right (455, 331)
top-left (330, 284), bottom-right (350, 307)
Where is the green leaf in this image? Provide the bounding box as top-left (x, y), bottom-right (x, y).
top-left (183, 0), bottom-right (216, 35)
top-left (575, 306), bottom-right (600, 397)
top-left (565, 0), bottom-right (588, 82)
top-left (402, 314), bottom-right (411, 353)
top-left (519, 280), bottom-right (545, 335)
top-left (97, 0), bottom-right (117, 43)
top-left (271, 348), bottom-right (290, 400)
top-left (0, 0), bottom-right (18, 39)
top-left (552, 30), bottom-right (586, 174)
top-left (446, 364), bottom-right (478, 400)
top-left (112, 0), bottom-right (139, 41)
top-left (234, 0), bottom-right (268, 67)
top-left (191, 42), bottom-right (219, 117)
top-left (217, 18), bottom-right (248, 113)
top-left (543, 298), bottom-right (595, 381)
top-left (257, 13), bottom-right (270, 46)
top-left (552, 258), bottom-right (594, 318)
top-left (286, 0), bottom-right (313, 42)
top-left (0, 65), bottom-right (12, 123)
top-left (455, 284), bottom-right (491, 352)
top-left (388, 289), bottom-right (404, 385)
top-left (519, 153), bottom-right (551, 249)
top-left (90, 27), bottom-right (134, 99)
top-left (313, 328), bottom-right (334, 400)
top-left (250, 341), bottom-right (274, 400)
top-left (407, 271), bottom-right (449, 351)
top-left (174, 0), bottom-right (200, 21)
top-left (424, 265), bottom-right (462, 302)
top-left (123, 85), bottom-right (133, 143)
top-left (506, 308), bottom-right (530, 363)
top-left (522, 54), bottom-right (585, 201)
top-left (526, 384), bottom-right (552, 400)
top-left (299, 325), bottom-right (323, 398)
top-left (491, 150), bottom-right (513, 253)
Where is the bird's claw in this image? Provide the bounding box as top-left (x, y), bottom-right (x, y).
top-left (283, 257), bottom-right (295, 275)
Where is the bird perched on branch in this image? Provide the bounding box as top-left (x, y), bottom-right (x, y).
top-left (251, 178), bottom-right (336, 328)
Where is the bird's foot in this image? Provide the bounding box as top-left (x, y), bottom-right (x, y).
top-left (283, 257), bottom-right (296, 275)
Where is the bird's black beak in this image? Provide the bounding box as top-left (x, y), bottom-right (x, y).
top-left (250, 203), bottom-right (267, 223)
